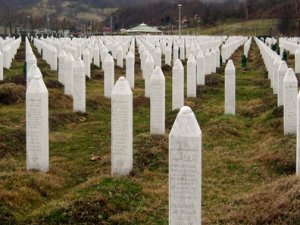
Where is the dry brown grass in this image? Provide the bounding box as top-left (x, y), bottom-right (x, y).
top-left (216, 176), bottom-right (300, 225)
top-left (48, 89), bottom-right (72, 110)
top-left (0, 83), bottom-right (25, 105)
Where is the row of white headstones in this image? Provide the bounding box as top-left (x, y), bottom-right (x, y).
top-left (24, 35), bottom-right (248, 224)
top-left (255, 37), bottom-right (300, 176)
top-left (0, 37), bottom-right (22, 81)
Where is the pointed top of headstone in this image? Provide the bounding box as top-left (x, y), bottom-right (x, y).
top-left (279, 61), bottom-right (288, 72)
top-left (225, 60), bottom-right (235, 71)
top-left (104, 53), bottom-right (114, 63)
top-left (169, 106), bottom-right (201, 137)
top-left (151, 66), bottom-right (165, 81)
top-left (274, 56), bottom-right (281, 65)
top-left (112, 76), bottom-right (132, 96)
top-left (59, 50), bottom-right (66, 57)
top-left (197, 50), bottom-right (204, 58)
top-left (27, 74), bottom-right (47, 94)
top-left (284, 68), bottom-right (298, 83)
top-left (74, 57), bottom-right (85, 69)
top-left (29, 64), bottom-right (42, 79)
top-left (27, 53), bottom-right (37, 62)
top-left (173, 59), bottom-right (183, 70)
top-left (146, 55), bottom-right (154, 64)
top-left (83, 48), bottom-right (90, 55)
top-left (66, 53), bottom-right (74, 63)
top-left (127, 51), bottom-right (134, 58)
top-left (187, 54), bottom-right (196, 65)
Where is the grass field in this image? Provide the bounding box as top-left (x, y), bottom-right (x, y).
top-left (184, 19), bottom-right (279, 36)
top-left (0, 38), bottom-right (299, 225)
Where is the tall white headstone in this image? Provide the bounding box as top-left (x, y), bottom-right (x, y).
top-left (165, 46), bottom-right (172, 66)
top-left (150, 67), bottom-right (165, 135)
top-left (283, 68), bottom-right (298, 135)
top-left (154, 47), bottom-right (162, 68)
top-left (278, 61), bottom-right (288, 106)
top-left (144, 55), bottom-right (155, 98)
top-left (169, 106), bottom-right (202, 225)
top-left (225, 60), bottom-right (236, 115)
top-left (27, 53), bottom-right (37, 79)
top-left (117, 46), bottom-right (124, 68)
top-left (73, 58), bottom-right (86, 113)
top-left (295, 48), bottom-right (300, 74)
top-left (173, 45), bottom-right (179, 62)
top-left (27, 65), bottom-right (43, 88)
top-left (297, 90), bottom-right (300, 175)
top-left (273, 57), bottom-right (281, 94)
top-left (104, 54), bottom-right (115, 98)
top-left (93, 46), bottom-right (100, 67)
top-left (83, 49), bottom-right (91, 78)
top-left (50, 47), bottom-right (57, 71)
top-left (180, 44), bottom-right (185, 60)
top-left (126, 51), bottom-right (135, 89)
top-left (64, 53), bottom-right (74, 96)
top-left (196, 51), bottom-right (205, 85)
top-left (211, 48), bottom-right (216, 73)
top-left (216, 47), bottom-right (221, 68)
top-left (205, 50), bottom-right (211, 75)
top-left (58, 50), bottom-right (66, 85)
top-left (111, 77), bottom-right (133, 176)
top-left (172, 59), bottom-right (184, 110)
top-left (187, 54), bottom-right (197, 97)
top-left (26, 74), bottom-right (49, 172)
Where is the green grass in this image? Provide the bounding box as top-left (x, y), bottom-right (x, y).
top-left (0, 38), bottom-right (298, 225)
top-left (184, 19), bottom-right (279, 36)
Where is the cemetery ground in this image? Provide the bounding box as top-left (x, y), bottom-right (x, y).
top-left (0, 39), bottom-right (299, 225)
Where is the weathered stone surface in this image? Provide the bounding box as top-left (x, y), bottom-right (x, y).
top-left (187, 54), bottom-right (197, 97)
top-left (111, 77), bottom-right (133, 176)
top-left (26, 74), bottom-right (49, 172)
top-left (150, 67), bottom-right (165, 135)
top-left (73, 57), bottom-right (86, 113)
top-left (172, 59), bottom-right (184, 110)
top-left (225, 60), bottom-right (236, 115)
top-left (283, 68), bottom-right (298, 135)
top-left (126, 51), bottom-right (135, 89)
top-left (169, 106), bottom-right (202, 225)
top-left (103, 54), bottom-right (115, 98)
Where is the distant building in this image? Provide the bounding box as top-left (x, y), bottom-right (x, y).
top-left (127, 23), bottom-right (162, 34)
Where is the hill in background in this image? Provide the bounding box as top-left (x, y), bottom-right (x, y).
top-left (0, 0), bottom-right (299, 35)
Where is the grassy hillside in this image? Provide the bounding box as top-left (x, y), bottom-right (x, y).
top-left (185, 19), bottom-right (279, 36)
top-left (0, 38), bottom-right (299, 224)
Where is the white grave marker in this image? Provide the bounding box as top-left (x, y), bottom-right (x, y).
top-left (169, 106), bottom-right (202, 225)
top-left (225, 60), bottom-right (236, 115)
top-left (172, 59), bottom-right (184, 110)
top-left (150, 67), bottom-right (165, 135)
top-left (126, 51), bottom-right (135, 89)
top-left (283, 68), bottom-right (298, 135)
top-left (111, 77), bottom-right (133, 176)
top-left (104, 54), bottom-right (115, 98)
top-left (73, 58), bottom-right (86, 113)
top-left (26, 74), bottom-right (49, 172)
top-left (187, 54), bottom-right (197, 97)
